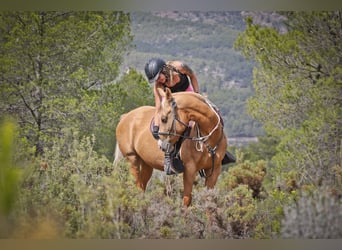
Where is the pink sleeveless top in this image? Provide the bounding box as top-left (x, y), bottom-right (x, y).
top-left (185, 84), bottom-right (194, 92)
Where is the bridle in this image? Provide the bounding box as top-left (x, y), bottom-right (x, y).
top-left (158, 96), bottom-right (225, 178)
top-left (158, 97), bottom-right (222, 143)
top-left (158, 98), bottom-right (189, 138)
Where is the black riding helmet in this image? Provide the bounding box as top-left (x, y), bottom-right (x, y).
top-left (144, 58), bottom-right (166, 83)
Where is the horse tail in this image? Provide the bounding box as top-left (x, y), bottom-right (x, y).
top-left (113, 113), bottom-right (127, 167)
top-left (113, 141), bottom-right (123, 167)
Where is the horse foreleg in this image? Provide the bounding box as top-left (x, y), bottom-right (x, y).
top-left (204, 164), bottom-right (221, 188)
top-left (127, 155), bottom-right (145, 191)
top-left (129, 157), bottom-right (153, 191)
top-left (138, 162), bottom-right (153, 191)
top-left (182, 171), bottom-right (197, 207)
top-left (129, 164), bottom-right (144, 190)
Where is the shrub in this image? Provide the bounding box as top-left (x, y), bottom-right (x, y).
top-left (219, 160), bottom-right (266, 198)
top-left (281, 187), bottom-right (342, 238)
top-left (224, 185), bottom-right (257, 238)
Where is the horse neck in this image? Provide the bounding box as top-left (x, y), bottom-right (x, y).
top-left (176, 93), bottom-right (221, 136)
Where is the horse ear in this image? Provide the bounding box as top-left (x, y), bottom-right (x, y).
top-left (156, 87), bottom-right (172, 102)
top-left (165, 87), bottom-right (172, 102)
top-left (157, 87), bottom-right (165, 98)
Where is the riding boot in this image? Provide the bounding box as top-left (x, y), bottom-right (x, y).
top-left (164, 151), bottom-right (185, 175)
top-left (160, 138), bottom-right (184, 175)
top-left (161, 140), bottom-right (176, 175)
top-left (164, 151), bottom-right (175, 175)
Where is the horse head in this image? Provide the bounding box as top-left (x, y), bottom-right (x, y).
top-left (157, 88), bottom-right (190, 145)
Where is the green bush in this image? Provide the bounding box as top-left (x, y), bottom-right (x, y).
top-left (281, 187), bottom-right (342, 238)
top-left (219, 160), bottom-right (266, 198)
top-left (0, 119), bottom-right (22, 237)
top-left (224, 185), bottom-right (257, 238)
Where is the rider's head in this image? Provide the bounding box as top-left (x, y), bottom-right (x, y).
top-left (144, 58), bottom-right (166, 83)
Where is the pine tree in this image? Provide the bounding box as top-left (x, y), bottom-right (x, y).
top-left (0, 11), bottom-right (133, 156)
top-left (235, 11), bottom-right (342, 188)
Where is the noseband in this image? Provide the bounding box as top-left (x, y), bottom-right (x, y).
top-left (158, 98), bottom-right (189, 138)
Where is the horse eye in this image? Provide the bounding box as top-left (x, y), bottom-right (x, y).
top-left (161, 115), bottom-right (168, 123)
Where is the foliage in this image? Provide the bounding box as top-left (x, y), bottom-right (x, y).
top-left (238, 133), bottom-right (279, 162)
top-left (2, 11), bottom-right (342, 240)
top-left (224, 185), bottom-right (257, 238)
top-left (122, 11), bottom-right (263, 137)
top-left (219, 160), bottom-right (266, 198)
top-left (114, 67), bottom-right (154, 113)
top-left (233, 11), bottom-right (342, 238)
top-left (281, 187), bottom-right (342, 238)
top-left (7, 127), bottom-right (267, 239)
top-left (0, 119), bottom-right (22, 237)
top-left (251, 187), bottom-right (298, 239)
top-left (15, 130), bottom-right (111, 238)
top-left (5, 126), bottom-right (336, 239)
top-left (234, 11), bottom-right (342, 188)
top-left (210, 86), bottom-right (263, 137)
top-left (80, 68), bottom-right (153, 160)
top-left (0, 11), bottom-right (133, 157)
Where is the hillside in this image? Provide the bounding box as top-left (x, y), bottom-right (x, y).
top-left (121, 11), bottom-right (264, 140)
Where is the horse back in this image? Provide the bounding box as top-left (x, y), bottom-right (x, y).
top-left (116, 106), bottom-right (163, 166)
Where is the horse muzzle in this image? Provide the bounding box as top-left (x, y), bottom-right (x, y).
top-left (158, 137), bottom-right (175, 153)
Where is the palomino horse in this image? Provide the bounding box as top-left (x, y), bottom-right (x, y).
top-left (115, 88), bottom-right (227, 207)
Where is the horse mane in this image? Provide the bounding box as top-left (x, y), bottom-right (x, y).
top-left (171, 91), bottom-right (216, 114)
top-left (172, 91), bottom-right (208, 106)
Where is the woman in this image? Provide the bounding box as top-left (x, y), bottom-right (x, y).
top-left (144, 58), bottom-right (200, 174)
top-left (145, 58), bottom-right (199, 134)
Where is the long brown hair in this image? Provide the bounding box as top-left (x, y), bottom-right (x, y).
top-left (161, 63), bottom-right (180, 84)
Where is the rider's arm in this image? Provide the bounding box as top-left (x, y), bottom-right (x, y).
top-left (169, 60), bottom-right (199, 93)
top-left (153, 83), bottom-right (163, 127)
